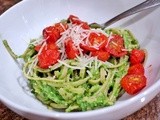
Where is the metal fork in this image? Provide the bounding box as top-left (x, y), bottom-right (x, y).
top-left (90, 0), bottom-right (160, 29)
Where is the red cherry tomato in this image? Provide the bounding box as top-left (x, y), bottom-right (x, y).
top-left (80, 32), bottom-right (108, 51)
top-left (105, 35), bottom-right (127, 57)
top-left (55, 22), bottom-right (68, 33)
top-left (36, 43), bottom-right (60, 69)
top-left (68, 15), bottom-right (81, 24)
top-left (120, 74), bottom-right (147, 95)
top-left (81, 22), bottom-right (90, 30)
top-left (130, 49), bottom-right (145, 65)
top-left (35, 43), bottom-right (59, 52)
top-left (38, 48), bottom-right (60, 69)
top-left (65, 37), bottom-right (79, 59)
top-left (43, 22), bottom-right (68, 44)
top-left (43, 26), bottom-right (60, 43)
top-left (68, 15), bottom-right (90, 29)
top-left (128, 63), bottom-right (145, 75)
top-left (91, 50), bottom-right (110, 62)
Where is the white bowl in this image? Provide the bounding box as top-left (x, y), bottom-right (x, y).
top-left (0, 0), bottom-right (160, 120)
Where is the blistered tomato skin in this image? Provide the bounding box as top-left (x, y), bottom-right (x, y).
top-left (38, 49), bottom-right (60, 69)
top-left (36, 43), bottom-right (60, 69)
top-left (35, 43), bottom-right (59, 52)
top-left (128, 63), bottom-right (145, 75)
top-left (130, 49), bottom-right (145, 65)
top-left (105, 35), bottom-right (127, 57)
top-left (68, 15), bottom-right (80, 24)
top-left (80, 32), bottom-right (108, 51)
top-left (68, 15), bottom-right (90, 29)
top-left (54, 22), bottom-right (68, 33)
top-left (91, 50), bottom-right (110, 62)
top-left (65, 37), bottom-right (79, 59)
top-left (120, 74), bottom-right (147, 95)
top-left (43, 26), bottom-right (60, 44)
top-left (43, 22), bottom-right (68, 44)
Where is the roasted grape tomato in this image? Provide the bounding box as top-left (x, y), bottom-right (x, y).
top-left (68, 15), bottom-right (90, 29)
top-left (43, 26), bottom-right (60, 43)
top-left (120, 74), bottom-right (147, 95)
top-left (81, 32), bottom-right (108, 51)
top-left (105, 35), bottom-right (127, 57)
top-left (38, 49), bottom-right (60, 69)
top-left (68, 15), bottom-right (81, 24)
top-left (128, 63), bottom-right (145, 75)
top-left (55, 22), bottom-right (68, 33)
top-left (130, 49), bottom-right (145, 65)
top-left (43, 22), bottom-right (68, 44)
top-left (35, 43), bottom-right (59, 52)
top-left (81, 22), bottom-right (90, 29)
top-left (91, 50), bottom-right (110, 62)
top-left (65, 37), bottom-right (79, 59)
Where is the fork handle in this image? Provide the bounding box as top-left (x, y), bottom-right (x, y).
top-left (102, 0), bottom-right (160, 28)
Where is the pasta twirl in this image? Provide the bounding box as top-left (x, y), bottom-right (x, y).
top-left (3, 15), bottom-right (145, 112)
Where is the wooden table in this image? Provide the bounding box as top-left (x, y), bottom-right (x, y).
top-left (0, 1), bottom-right (160, 120)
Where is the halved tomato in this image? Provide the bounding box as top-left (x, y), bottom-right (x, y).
top-left (128, 63), bottom-right (145, 75)
top-left (91, 50), bottom-right (110, 62)
top-left (120, 74), bottom-right (147, 95)
top-left (43, 22), bottom-right (68, 44)
top-left (38, 48), bottom-right (60, 69)
top-left (35, 43), bottom-right (59, 52)
top-left (55, 22), bottom-right (68, 33)
top-left (68, 15), bottom-right (81, 24)
top-left (65, 37), bottom-right (79, 59)
top-left (43, 26), bottom-right (60, 43)
top-left (130, 49), bottom-right (145, 65)
top-left (80, 32), bottom-right (108, 51)
top-left (68, 15), bottom-right (90, 29)
top-left (35, 43), bottom-right (60, 69)
top-left (105, 34), bottom-right (127, 57)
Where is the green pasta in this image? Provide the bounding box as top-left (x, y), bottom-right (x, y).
top-left (3, 25), bottom-right (140, 112)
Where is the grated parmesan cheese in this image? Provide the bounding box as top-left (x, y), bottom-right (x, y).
top-left (34, 22), bottom-right (110, 69)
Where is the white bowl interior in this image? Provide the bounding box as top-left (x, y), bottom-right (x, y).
top-left (0, 0), bottom-right (160, 120)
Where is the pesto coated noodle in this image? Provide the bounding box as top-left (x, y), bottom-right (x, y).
top-left (3, 15), bottom-right (143, 112)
